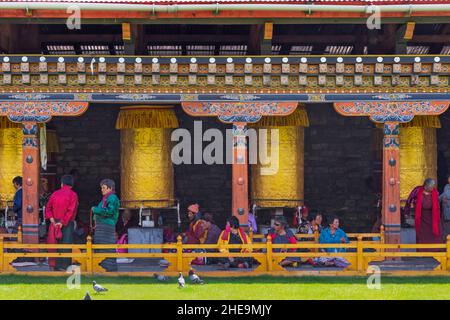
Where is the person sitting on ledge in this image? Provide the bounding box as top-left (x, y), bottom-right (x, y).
top-left (267, 216), bottom-right (299, 267)
top-left (307, 211), bottom-right (323, 235)
top-left (314, 216), bottom-right (350, 268)
top-left (217, 216), bottom-right (252, 269)
top-left (319, 216), bottom-right (349, 252)
top-left (296, 206), bottom-right (310, 235)
top-left (203, 213), bottom-right (221, 245)
top-left (203, 213), bottom-right (222, 265)
top-left (184, 203), bottom-right (207, 245)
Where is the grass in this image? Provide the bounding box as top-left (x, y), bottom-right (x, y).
top-left (0, 275), bottom-right (449, 300)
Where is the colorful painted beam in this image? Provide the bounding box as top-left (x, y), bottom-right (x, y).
top-left (0, 55), bottom-right (448, 99)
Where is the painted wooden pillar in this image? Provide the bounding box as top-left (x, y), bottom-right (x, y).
top-left (232, 122), bottom-right (249, 227)
top-left (21, 122), bottom-right (40, 244)
top-left (382, 122), bottom-right (401, 244)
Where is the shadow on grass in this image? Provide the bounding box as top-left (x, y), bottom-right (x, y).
top-left (0, 275), bottom-right (449, 286)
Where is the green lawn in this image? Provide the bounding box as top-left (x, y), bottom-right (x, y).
top-left (0, 275), bottom-right (449, 300)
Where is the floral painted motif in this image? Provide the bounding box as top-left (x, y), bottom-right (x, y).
top-left (334, 101), bottom-right (450, 123)
top-left (181, 101), bottom-right (297, 124)
top-left (0, 102), bottom-right (88, 123)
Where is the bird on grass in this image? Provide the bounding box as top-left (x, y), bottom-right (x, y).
top-left (189, 268), bottom-right (204, 285)
top-left (153, 273), bottom-right (168, 282)
top-left (83, 291), bottom-right (92, 300)
top-left (93, 281), bottom-right (108, 294)
top-left (178, 272), bottom-right (185, 288)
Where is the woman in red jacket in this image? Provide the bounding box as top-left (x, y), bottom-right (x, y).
top-left (405, 178), bottom-right (442, 251)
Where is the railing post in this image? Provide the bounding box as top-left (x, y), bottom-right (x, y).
top-left (86, 236), bottom-right (93, 275)
top-left (357, 235), bottom-right (363, 273)
top-left (17, 226), bottom-right (22, 243)
top-left (176, 235), bottom-right (183, 272)
top-left (314, 229), bottom-right (319, 243)
top-left (249, 228), bottom-right (253, 242)
top-left (0, 237), bottom-right (4, 273)
top-left (313, 229), bottom-right (319, 252)
top-left (266, 235), bottom-right (273, 272)
top-left (380, 225), bottom-right (385, 255)
top-left (446, 235), bottom-right (450, 271)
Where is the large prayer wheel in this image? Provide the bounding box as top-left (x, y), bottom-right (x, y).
top-left (0, 124), bottom-right (22, 206)
top-left (399, 116), bottom-right (439, 200)
top-left (116, 106), bottom-right (178, 208)
top-left (251, 105), bottom-right (309, 208)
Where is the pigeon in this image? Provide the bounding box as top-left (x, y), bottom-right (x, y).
top-left (177, 272), bottom-right (185, 288)
top-left (92, 281), bottom-right (108, 294)
top-left (189, 269), bottom-right (204, 285)
top-left (153, 273), bottom-right (168, 282)
top-left (83, 291), bottom-right (92, 300)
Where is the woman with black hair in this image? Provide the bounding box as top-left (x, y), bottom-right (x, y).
top-left (307, 211), bottom-right (323, 235)
top-left (91, 179), bottom-right (120, 272)
top-left (267, 216), bottom-right (299, 267)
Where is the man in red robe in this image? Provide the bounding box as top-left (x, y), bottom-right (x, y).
top-left (405, 178), bottom-right (442, 250)
top-left (45, 175), bottom-right (79, 271)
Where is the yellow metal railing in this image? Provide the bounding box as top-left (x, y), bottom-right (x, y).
top-left (0, 226), bottom-right (22, 243)
top-left (0, 230), bottom-right (448, 276)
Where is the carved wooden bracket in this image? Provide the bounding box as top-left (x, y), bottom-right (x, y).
top-left (0, 101), bottom-right (89, 123)
top-left (333, 100), bottom-right (450, 123)
top-left (181, 101), bottom-right (298, 123)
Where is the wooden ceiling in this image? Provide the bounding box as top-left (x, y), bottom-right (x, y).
top-left (1, 22), bottom-right (449, 55)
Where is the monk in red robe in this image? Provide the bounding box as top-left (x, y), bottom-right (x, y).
top-left (405, 178), bottom-right (442, 250)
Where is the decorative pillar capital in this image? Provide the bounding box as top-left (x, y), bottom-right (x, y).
top-left (383, 122), bottom-right (400, 149)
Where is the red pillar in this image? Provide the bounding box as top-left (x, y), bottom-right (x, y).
top-left (21, 122), bottom-right (40, 243)
top-left (232, 122), bottom-right (249, 227)
top-left (382, 122), bottom-right (401, 244)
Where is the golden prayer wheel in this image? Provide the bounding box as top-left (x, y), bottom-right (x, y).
top-left (251, 105), bottom-right (309, 208)
top-left (115, 106), bottom-right (179, 209)
top-left (399, 116), bottom-right (439, 200)
top-left (0, 126), bottom-right (22, 206)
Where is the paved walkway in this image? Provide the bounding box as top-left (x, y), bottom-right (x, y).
top-left (11, 257), bottom-right (441, 273)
